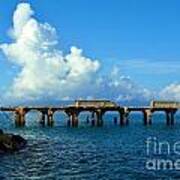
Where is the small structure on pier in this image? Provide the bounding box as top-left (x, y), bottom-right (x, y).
top-left (74, 100), bottom-right (117, 108)
top-left (151, 100), bottom-right (180, 109)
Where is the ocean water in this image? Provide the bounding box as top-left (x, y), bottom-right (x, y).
top-left (0, 111), bottom-right (180, 180)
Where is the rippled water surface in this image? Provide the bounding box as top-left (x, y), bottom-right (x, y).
top-left (0, 112), bottom-right (180, 179)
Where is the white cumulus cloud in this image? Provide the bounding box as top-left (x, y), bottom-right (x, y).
top-left (0, 3), bottom-right (100, 100)
top-left (160, 83), bottom-right (180, 101)
top-left (0, 3), bottom-right (153, 103)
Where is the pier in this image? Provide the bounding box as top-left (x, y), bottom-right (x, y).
top-left (0, 100), bottom-right (179, 127)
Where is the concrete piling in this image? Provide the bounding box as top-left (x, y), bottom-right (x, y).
top-left (166, 111), bottom-right (171, 126)
top-left (15, 108), bottom-right (25, 127)
top-left (120, 109), bottom-right (129, 126)
top-left (86, 115), bottom-right (90, 124)
top-left (91, 112), bottom-right (95, 127)
top-left (15, 112), bottom-right (20, 127)
top-left (40, 113), bottom-right (46, 126)
top-left (166, 110), bottom-right (176, 126)
top-left (70, 112), bottom-right (79, 127)
top-left (124, 111), bottom-right (130, 125)
top-left (95, 110), bottom-right (103, 127)
top-left (170, 111), bottom-right (175, 125)
top-left (47, 109), bottom-right (54, 126)
top-left (120, 112), bottom-right (125, 126)
top-left (143, 110), bottom-right (152, 126)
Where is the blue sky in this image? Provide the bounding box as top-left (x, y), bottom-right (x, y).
top-left (0, 0), bottom-right (179, 103)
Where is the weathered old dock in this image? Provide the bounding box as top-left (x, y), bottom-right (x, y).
top-left (0, 100), bottom-right (179, 127)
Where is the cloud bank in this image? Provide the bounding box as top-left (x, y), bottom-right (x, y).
top-left (0, 3), bottom-right (100, 100)
top-left (160, 83), bottom-right (180, 101)
top-left (0, 3), bottom-right (179, 104)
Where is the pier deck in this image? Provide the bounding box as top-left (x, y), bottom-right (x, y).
top-left (0, 100), bottom-right (179, 127)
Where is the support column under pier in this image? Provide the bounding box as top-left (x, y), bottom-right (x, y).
top-left (95, 110), bottom-right (104, 127)
top-left (170, 111), bottom-right (175, 125)
top-left (125, 111), bottom-right (130, 125)
top-left (15, 112), bottom-right (20, 126)
top-left (91, 112), bottom-right (96, 127)
top-left (120, 111), bottom-right (125, 126)
top-left (166, 111), bottom-right (171, 126)
top-left (166, 110), bottom-right (176, 126)
top-left (15, 108), bottom-right (26, 127)
top-left (65, 111), bottom-right (71, 127)
top-left (71, 111), bottom-right (79, 127)
top-left (47, 109), bottom-right (54, 126)
top-left (40, 113), bottom-right (46, 126)
top-left (143, 110), bottom-right (152, 126)
top-left (119, 109), bottom-right (129, 126)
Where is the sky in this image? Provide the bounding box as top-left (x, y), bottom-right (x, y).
top-left (0, 0), bottom-right (179, 104)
